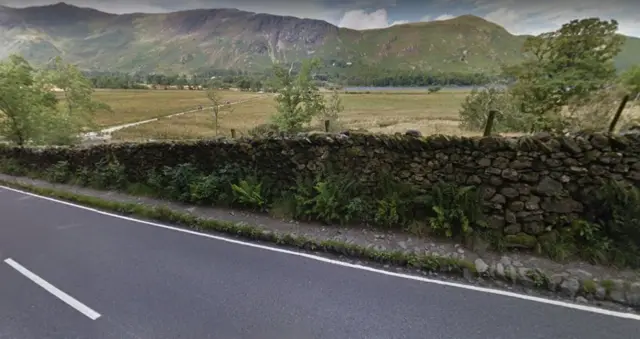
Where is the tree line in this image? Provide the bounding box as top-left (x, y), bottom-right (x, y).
top-left (85, 68), bottom-right (496, 90)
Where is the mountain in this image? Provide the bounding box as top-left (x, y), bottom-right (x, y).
top-left (0, 2), bottom-right (638, 74)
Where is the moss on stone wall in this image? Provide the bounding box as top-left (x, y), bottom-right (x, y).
top-left (1, 131), bottom-right (639, 266)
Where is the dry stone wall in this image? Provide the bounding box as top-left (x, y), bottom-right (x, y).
top-left (1, 132), bottom-right (640, 241)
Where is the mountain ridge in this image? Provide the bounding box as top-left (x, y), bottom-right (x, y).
top-left (1, 2), bottom-right (638, 74)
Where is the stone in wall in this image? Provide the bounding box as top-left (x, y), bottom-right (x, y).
top-left (1, 132), bottom-right (640, 245)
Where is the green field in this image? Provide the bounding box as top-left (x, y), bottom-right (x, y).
top-left (78, 88), bottom-right (640, 142)
top-left (107, 89), bottom-right (477, 141)
top-left (79, 89), bottom-right (267, 128)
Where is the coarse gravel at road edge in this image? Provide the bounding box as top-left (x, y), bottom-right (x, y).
top-left (0, 173), bottom-right (639, 315)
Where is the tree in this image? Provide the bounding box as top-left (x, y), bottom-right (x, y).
top-left (564, 84), bottom-right (630, 132)
top-left (458, 86), bottom-right (526, 133)
top-left (206, 86), bottom-right (234, 136)
top-left (250, 79), bottom-right (262, 92)
top-left (321, 89), bottom-right (344, 131)
top-left (504, 18), bottom-right (625, 133)
top-left (271, 58), bottom-right (326, 132)
top-left (0, 55), bottom-right (58, 146)
top-left (427, 86), bottom-right (442, 94)
top-left (0, 55), bottom-right (106, 146)
top-left (620, 65), bottom-right (640, 100)
top-left (236, 78), bottom-right (251, 91)
top-left (41, 56), bottom-right (110, 144)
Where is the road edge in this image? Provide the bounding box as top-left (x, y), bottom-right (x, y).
top-left (1, 177), bottom-right (639, 312)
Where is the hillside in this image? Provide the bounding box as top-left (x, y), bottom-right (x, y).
top-left (0, 2), bottom-right (638, 74)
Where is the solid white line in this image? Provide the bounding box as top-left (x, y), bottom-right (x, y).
top-left (1, 184), bottom-right (639, 321)
top-left (4, 258), bottom-right (101, 320)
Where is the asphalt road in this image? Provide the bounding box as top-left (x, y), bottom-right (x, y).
top-left (0, 186), bottom-right (638, 339)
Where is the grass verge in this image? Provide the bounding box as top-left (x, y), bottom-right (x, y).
top-left (1, 177), bottom-right (638, 309)
top-left (0, 178), bottom-right (475, 274)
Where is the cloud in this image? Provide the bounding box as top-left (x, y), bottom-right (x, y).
top-left (390, 19), bottom-right (409, 26)
top-left (338, 8), bottom-right (407, 30)
top-left (338, 9), bottom-right (388, 29)
top-left (420, 13), bottom-right (455, 22)
top-left (482, 8), bottom-right (522, 30)
top-left (466, 0), bottom-right (640, 37)
top-left (0, 1), bottom-right (403, 27)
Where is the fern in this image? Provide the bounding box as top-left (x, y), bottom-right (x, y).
top-left (231, 178), bottom-right (265, 210)
top-left (421, 182), bottom-right (485, 239)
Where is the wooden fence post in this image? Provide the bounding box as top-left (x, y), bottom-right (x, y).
top-left (608, 94), bottom-right (630, 133)
top-left (483, 110), bottom-right (497, 137)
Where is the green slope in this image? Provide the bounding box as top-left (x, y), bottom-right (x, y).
top-left (0, 2), bottom-right (637, 74)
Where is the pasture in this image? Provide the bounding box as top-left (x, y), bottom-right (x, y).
top-left (81, 88), bottom-right (639, 142)
top-left (79, 89), bottom-right (267, 128)
top-left (108, 89), bottom-right (475, 140)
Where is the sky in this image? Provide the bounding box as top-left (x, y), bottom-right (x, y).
top-left (1, 0), bottom-right (639, 37)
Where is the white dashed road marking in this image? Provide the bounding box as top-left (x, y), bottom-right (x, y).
top-left (4, 258), bottom-right (101, 320)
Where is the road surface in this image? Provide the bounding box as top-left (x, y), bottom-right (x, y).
top-left (0, 186), bottom-right (638, 339)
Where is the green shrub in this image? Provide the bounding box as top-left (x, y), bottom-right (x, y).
top-left (231, 176), bottom-right (266, 211)
top-left (535, 180), bottom-right (640, 267)
top-left (163, 163), bottom-right (200, 202)
top-left (73, 167), bottom-right (93, 186)
top-left (274, 176), bottom-right (316, 221)
top-left (421, 182), bottom-right (486, 239)
top-left (247, 123), bottom-right (280, 138)
top-left (458, 87), bottom-right (528, 133)
top-left (91, 158), bottom-right (127, 189)
top-left (427, 86), bottom-right (442, 94)
top-left (293, 173), bottom-right (366, 225)
top-left (0, 158), bottom-right (27, 176)
top-left (371, 175), bottom-right (418, 228)
top-left (587, 180), bottom-right (640, 267)
top-left (45, 161), bottom-right (71, 183)
top-left (189, 173), bottom-right (229, 204)
top-left (542, 219), bottom-right (613, 264)
top-left (0, 157), bottom-right (492, 243)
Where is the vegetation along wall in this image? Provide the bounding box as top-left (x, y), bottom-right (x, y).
top-left (1, 132), bottom-right (640, 267)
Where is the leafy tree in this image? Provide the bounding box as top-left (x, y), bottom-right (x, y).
top-left (504, 18), bottom-right (625, 133)
top-left (236, 78), bottom-right (252, 91)
top-left (620, 65), bottom-right (640, 100)
top-left (206, 86), bottom-right (234, 136)
top-left (458, 87), bottom-right (526, 133)
top-left (250, 79), bottom-right (262, 92)
top-left (0, 55), bottom-right (105, 146)
top-left (427, 86), bottom-right (442, 94)
top-left (0, 55), bottom-right (59, 146)
top-left (321, 89), bottom-right (344, 131)
top-left (271, 58), bottom-right (326, 132)
top-left (41, 56), bottom-right (110, 144)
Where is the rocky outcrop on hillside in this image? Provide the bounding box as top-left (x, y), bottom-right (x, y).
top-left (0, 2), bottom-right (638, 73)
